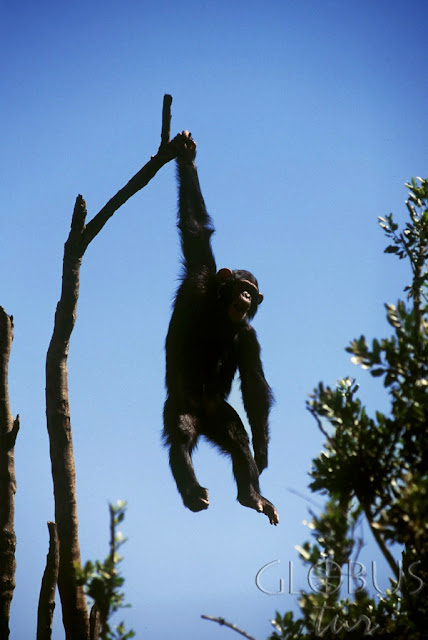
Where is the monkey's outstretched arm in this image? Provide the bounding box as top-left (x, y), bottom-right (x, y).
top-left (174, 132), bottom-right (217, 276)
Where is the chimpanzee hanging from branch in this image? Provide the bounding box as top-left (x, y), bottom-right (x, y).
top-left (163, 131), bottom-right (278, 525)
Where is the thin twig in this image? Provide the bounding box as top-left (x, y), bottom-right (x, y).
top-left (201, 615), bottom-right (257, 640)
top-left (359, 499), bottom-right (399, 581)
top-left (287, 487), bottom-right (324, 510)
top-left (308, 407), bottom-right (329, 438)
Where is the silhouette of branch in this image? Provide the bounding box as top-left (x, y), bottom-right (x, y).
top-left (201, 615), bottom-right (257, 640)
top-left (45, 94), bottom-right (187, 639)
top-left (37, 522), bottom-right (59, 640)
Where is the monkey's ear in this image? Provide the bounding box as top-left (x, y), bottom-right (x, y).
top-left (216, 268), bottom-right (233, 282)
top-left (258, 293), bottom-right (264, 305)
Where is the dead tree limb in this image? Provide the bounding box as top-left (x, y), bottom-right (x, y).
top-left (81, 94), bottom-right (178, 247)
top-left (37, 522), bottom-right (59, 640)
top-left (89, 604), bottom-right (101, 640)
top-left (45, 94), bottom-right (188, 640)
top-left (0, 308), bottom-right (19, 640)
top-left (201, 615), bottom-right (257, 640)
top-left (160, 93), bottom-right (173, 149)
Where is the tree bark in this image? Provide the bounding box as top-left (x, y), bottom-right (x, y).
top-left (37, 521), bottom-right (59, 640)
top-left (0, 308), bottom-right (19, 639)
top-left (45, 95), bottom-right (185, 639)
top-left (89, 604), bottom-right (100, 640)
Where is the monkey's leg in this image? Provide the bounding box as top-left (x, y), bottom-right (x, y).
top-left (163, 401), bottom-right (209, 512)
top-left (203, 402), bottom-right (279, 525)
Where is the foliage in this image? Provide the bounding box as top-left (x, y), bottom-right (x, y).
top-left (76, 501), bottom-right (135, 640)
top-left (269, 178), bottom-right (428, 639)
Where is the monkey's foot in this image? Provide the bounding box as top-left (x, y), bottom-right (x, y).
top-left (238, 492), bottom-right (279, 526)
top-left (182, 486), bottom-right (209, 513)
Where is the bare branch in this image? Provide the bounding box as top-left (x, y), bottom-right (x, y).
top-left (70, 194), bottom-right (88, 235)
top-left (160, 93), bottom-right (173, 149)
top-left (308, 406), bottom-right (329, 438)
top-left (358, 497), bottom-right (400, 581)
top-left (89, 604), bottom-right (100, 640)
top-left (37, 522), bottom-right (59, 640)
top-left (201, 615), bottom-right (257, 640)
top-left (45, 95), bottom-right (181, 639)
top-left (46, 203), bottom-right (89, 637)
top-left (82, 95), bottom-right (178, 248)
top-left (1, 415), bottom-right (19, 452)
top-left (0, 307), bottom-right (18, 640)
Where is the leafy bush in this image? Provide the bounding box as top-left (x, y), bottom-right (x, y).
top-left (269, 178), bottom-right (428, 639)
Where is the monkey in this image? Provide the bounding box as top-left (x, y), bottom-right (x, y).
top-left (163, 132), bottom-right (278, 525)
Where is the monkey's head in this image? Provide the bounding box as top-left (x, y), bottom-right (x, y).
top-left (216, 268), bottom-right (264, 323)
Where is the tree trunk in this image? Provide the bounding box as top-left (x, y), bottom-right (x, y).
top-left (45, 207), bottom-right (91, 638)
top-left (0, 308), bottom-right (19, 639)
top-left (44, 95), bottom-right (184, 639)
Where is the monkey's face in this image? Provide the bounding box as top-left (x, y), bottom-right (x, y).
top-left (216, 268), bottom-right (264, 324)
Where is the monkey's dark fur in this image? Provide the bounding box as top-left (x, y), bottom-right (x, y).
top-left (163, 132), bottom-right (278, 525)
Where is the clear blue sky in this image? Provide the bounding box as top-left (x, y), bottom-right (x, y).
top-left (1, 0), bottom-right (427, 638)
